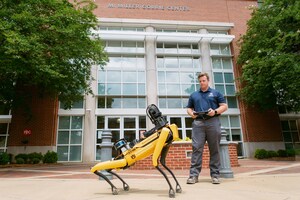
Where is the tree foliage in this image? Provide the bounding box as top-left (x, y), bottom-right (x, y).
top-left (0, 0), bottom-right (107, 110)
top-left (237, 0), bottom-right (300, 112)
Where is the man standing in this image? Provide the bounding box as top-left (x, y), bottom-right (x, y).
top-left (186, 72), bottom-right (228, 184)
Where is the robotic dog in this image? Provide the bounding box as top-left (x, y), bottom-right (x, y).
top-left (90, 104), bottom-right (182, 198)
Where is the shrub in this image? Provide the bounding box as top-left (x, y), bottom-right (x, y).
top-left (32, 158), bottom-right (40, 164)
top-left (28, 152), bottom-right (43, 164)
top-left (277, 149), bottom-right (288, 157)
top-left (267, 150), bottom-right (278, 158)
top-left (43, 151), bottom-right (58, 163)
top-left (0, 152), bottom-right (10, 165)
top-left (254, 149), bottom-right (269, 159)
top-left (16, 158), bottom-right (25, 164)
top-left (286, 149), bottom-right (296, 157)
top-left (15, 154), bottom-right (29, 163)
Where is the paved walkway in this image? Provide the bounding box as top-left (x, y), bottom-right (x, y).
top-left (0, 159), bottom-right (300, 200)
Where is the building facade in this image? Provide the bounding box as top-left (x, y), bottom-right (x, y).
top-left (1, 0), bottom-right (299, 162)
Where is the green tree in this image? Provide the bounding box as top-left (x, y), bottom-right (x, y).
top-left (0, 0), bottom-right (107, 110)
top-left (237, 0), bottom-right (300, 112)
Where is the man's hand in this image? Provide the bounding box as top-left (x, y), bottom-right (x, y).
top-left (207, 108), bottom-right (215, 117)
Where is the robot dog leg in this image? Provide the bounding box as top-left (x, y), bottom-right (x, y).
top-left (160, 145), bottom-right (182, 193)
top-left (91, 159), bottom-right (129, 195)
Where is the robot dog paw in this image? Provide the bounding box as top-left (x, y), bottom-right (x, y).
top-left (112, 187), bottom-right (119, 195)
top-left (169, 188), bottom-right (175, 198)
top-left (123, 183), bottom-right (130, 191)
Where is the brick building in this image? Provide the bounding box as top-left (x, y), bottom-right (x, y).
top-left (1, 0), bottom-right (299, 163)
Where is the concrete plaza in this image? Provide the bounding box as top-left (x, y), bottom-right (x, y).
top-left (0, 159), bottom-right (300, 200)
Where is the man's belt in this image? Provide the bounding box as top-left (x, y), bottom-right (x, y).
top-left (195, 115), bottom-right (213, 120)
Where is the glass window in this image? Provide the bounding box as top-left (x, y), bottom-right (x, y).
top-left (227, 97), bottom-right (238, 108)
top-left (166, 72), bottom-right (180, 83)
top-left (108, 118), bottom-right (120, 129)
top-left (57, 146), bottom-right (68, 161)
top-left (230, 116), bottom-right (240, 127)
top-left (123, 83), bottom-right (137, 95)
top-left (212, 58), bottom-right (222, 69)
top-left (220, 44), bottom-right (230, 55)
top-left (164, 43), bottom-right (177, 53)
top-left (167, 98), bottom-right (182, 108)
top-left (107, 41), bottom-right (121, 47)
top-left (165, 57), bottom-right (178, 68)
top-left (214, 72), bottom-right (224, 83)
top-left (166, 84), bottom-right (181, 95)
top-left (107, 71), bottom-right (121, 82)
top-left (123, 71), bottom-right (137, 82)
top-left (179, 58), bottom-right (193, 68)
top-left (70, 131), bottom-right (82, 144)
top-left (124, 117), bottom-right (136, 128)
top-left (57, 116), bottom-right (83, 162)
top-left (107, 83), bottom-right (121, 95)
top-left (157, 57), bottom-right (164, 68)
top-left (69, 146), bottom-right (81, 161)
top-left (222, 58), bottom-right (232, 69)
top-left (59, 117), bottom-right (70, 129)
top-left (210, 44), bottom-right (220, 55)
top-left (123, 41), bottom-right (136, 47)
top-left (123, 98), bottom-right (137, 108)
top-left (178, 44), bottom-right (191, 54)
top-left (57, 131), bottom-right (69, 144)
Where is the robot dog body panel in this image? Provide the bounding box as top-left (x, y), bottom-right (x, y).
top-left (90, 126), bottom-right (177, 171)
top-left (91, 104), bottom-right (182, 198)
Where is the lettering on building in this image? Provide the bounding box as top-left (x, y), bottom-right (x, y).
top-left (107, 4), bottom-right (190, 11)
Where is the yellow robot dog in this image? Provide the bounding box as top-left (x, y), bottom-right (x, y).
top-left (90, 104), bottom-right (182, 198)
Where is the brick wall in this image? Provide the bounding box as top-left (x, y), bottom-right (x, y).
top-left (129, 142), bottom-right (239, 170)
top-left (8, 86), bottom-right (58, 147)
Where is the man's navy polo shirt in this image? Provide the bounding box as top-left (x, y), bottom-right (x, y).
top-left (186, 87), bottom-right (226, 112)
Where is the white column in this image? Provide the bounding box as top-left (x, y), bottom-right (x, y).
top-left (199, 28), bottom-right (213, 87)
top-left (145, 26), bottom-right (157, 129)
top-left (82, 65), bottom-right (97, 162)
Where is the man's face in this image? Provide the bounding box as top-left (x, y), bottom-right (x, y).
top-left (199, 76), bottom-right (209, 90)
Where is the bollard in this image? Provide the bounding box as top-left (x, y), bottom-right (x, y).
top-left (99, 130), bottom-right (113, 180)
top-left (219, 127), bottom-right (234, 178)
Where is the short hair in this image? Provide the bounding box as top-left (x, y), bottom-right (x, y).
top-left (197, 72), bottom-right (210, 81)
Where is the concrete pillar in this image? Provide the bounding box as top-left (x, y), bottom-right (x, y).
top-left (145, 26), bottom-right (157, 129)
top-left (219, 127), bottom-right (234, 178)
top-left (99, 130), bottom-right (113, 180)
top-left (199, 28), bottom-right (213, 87)
top-left (82, 65), bottom-right (97, 162)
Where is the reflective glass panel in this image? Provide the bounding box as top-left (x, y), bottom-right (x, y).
top-left (165, 57), bottom-right (178, 68)
top-left (70, 146), bottom-right (81, 161)
top-left (124, 118), bottom-right (136, 128)
top-left (226, 85), bottom-right (235, 95)
top-left (123, 83), bottom-right (137, 95)
top-left (214, 72), bottom-right (224, 83)
top-left (123, 71), bottom-right (137, 82)
top-left (212, 58), bottom-right (222, 69)
top-left (179, 58), bottom-right (193, 68)
top-left (123, 98), bottom-right (137, 108)
top-left (230, 116), bottom-right (240, 127)
top-left (167, 98), bottom-right (182, 108)
top-left (107, 71), bottom-right (121, 82)
top-left (59, 117), bottom-right (70, 129)
top-left (71, 116), bottom-right (82, 129)
top-left (70, 131), bottom-right (82, 144)
top-left (98, 83), bottom-right (105, 95)
top-left (57, 131), bottom-right (69, 144)
top-left (166, 72), bottom-right (179, 83)
top-left (222, 58), bottom-right (232, 69)
top-left (166, 84), bottom-right (181, 95)
top-left (107, 83), bottom-right (121, 95)
top-left (57, 146), bottom-right (68, 161)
